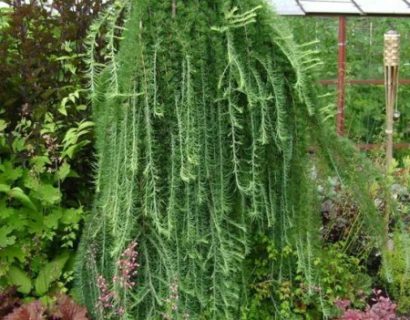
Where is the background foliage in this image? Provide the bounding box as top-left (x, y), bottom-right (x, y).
top-left (291, 17), bottom-right (410, 150)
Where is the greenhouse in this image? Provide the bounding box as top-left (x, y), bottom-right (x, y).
top-left (0, 0), bottom-right (409, 319)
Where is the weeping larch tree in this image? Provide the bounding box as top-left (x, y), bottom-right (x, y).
top-left (76, 0), bottom-right (388, 318)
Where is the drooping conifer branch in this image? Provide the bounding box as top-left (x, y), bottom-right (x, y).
top-left (76, 1), bottom-right (389, 319)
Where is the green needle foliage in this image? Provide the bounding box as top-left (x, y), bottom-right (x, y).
top-left (76, 1), bottom-right (388, 318)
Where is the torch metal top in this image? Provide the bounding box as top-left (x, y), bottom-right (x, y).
top-left (385, 30), bottom-right (400, 36)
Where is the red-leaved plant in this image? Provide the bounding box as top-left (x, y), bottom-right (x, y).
top-left (0, 287), bottom-right (20, 317)
top-left (1, 293), bottom-right (88, 320)
top-left (336, 289), bottom-right (398, 320)
top-left (4, 301), bottom-right (45, 320)
top-left (51, 295), bottom-right (89, 320)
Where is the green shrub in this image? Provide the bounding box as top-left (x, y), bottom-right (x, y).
top-left (0, 113), bottom-right (93, 298)
top-left (0, 1), bottom-right (102, 121)
top-left (243, 237), bottom-right (371, 319)
top-left (383, 232), bottom-right (410, 314)
top-left (0, 1), bottom-right (104, 299)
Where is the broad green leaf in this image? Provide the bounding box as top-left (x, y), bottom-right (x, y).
top-left (9, 187), bottom-right (37, 210)
top-left (12, 137), bottom-right (26, 152)
top-left (30, 184), bottom-right (61, 206)
top-left (0, 161), bottom-right (23, 182)
top-left (77, 121), bottom-right (94, 131)
top-left (39, 295), bottom-right (54, 307)
top-left (0, 265), bottom-right (8, 278)
top-left (58, 102), bottom-right (68, 116)
top-left (44, 209), bottom-right (63, 229)
top-left (9, 209), bottom-right (28, 231)
top-left (70, 91), bottom-right (77, 102)
top-left (76, 104), bottom-right (87, 111)
top-left (56, 162), bottom-right (71, 181)
top-left (0, 226), bottom-right (16, 248)
top-left (63, 141), bottom-right (90, 159)
top-left (34, 252), bottom-right (70, 295)
top-left (67, 169), bottom-right (80, 178)
top-left (0, 246), bottom-right (26, 263)
top-left (8, 266), bottom-right (32, 294)
top-left (30, 156), bottom-right (51, 174)
top-left (0, 183), bottom-right (11, 193)
top-left (26, 215), bottom-right (45, 235)
top-left (0, 119), bottom-right (7, 131)
top-left (63, 128), bottom-right (77, 145)
top-left (62, 145), bottom-right (76, 159)
top-left (61, 207), bottom-right (84, 225)
top-left (23, 174), bottom-right (40, 190)
top-left (40, 123), bottom-right (57, 135)
top-left (0, 205), bottom-right (14, 219)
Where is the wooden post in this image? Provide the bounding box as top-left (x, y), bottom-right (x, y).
top-left (337, 16), bottom-right (347, 136)
top-left (172, 0), bottom-right (176, 18)
top-left (384, 30), bottom-right (400, 171)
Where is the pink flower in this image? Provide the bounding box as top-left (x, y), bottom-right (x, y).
top-left (336, 299), bottom-right (352, 311)
top-left (117, 307), bottom-right (125, 316)
top-left (162, 279), bottom-right (180, 319)
top-left (113, 241), bottom-right (140, 289)
top-left (97, 275), bottom-right (114, 310)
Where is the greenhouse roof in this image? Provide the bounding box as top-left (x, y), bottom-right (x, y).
top-left (269, 0), bottom-right (410, 16)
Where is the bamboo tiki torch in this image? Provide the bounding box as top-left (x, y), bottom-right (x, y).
top-left (384, 30), bottom-right (400, 171)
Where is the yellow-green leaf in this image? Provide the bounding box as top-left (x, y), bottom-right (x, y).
top-left (9, 187), bottom-right (37, 210)
top-left (8, 266), bottom-right (32, 294)
top-left (34, 252), bottom-right (70, 295)
top-left (0, 184), bottom-right (11, 193)
top-left (57, 162), bottom-right (71, 181)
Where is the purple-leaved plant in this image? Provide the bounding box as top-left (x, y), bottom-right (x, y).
top-left (336, 289), bottom-right (398, 320)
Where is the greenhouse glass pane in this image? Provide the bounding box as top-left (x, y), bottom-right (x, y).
top-left (355, 0), bottom-right (410, 14)
top-left (268, 0), bottom-right (305, 15)
top-left (300, 0), bottom-right (360, 14)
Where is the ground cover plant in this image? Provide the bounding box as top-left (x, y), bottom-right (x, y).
top-left (76, 1), bottom-right (394, 318)
top-left (335, 289), bottom-right (398, 320)
top-left (0, 287), bottom-right (89, 319)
